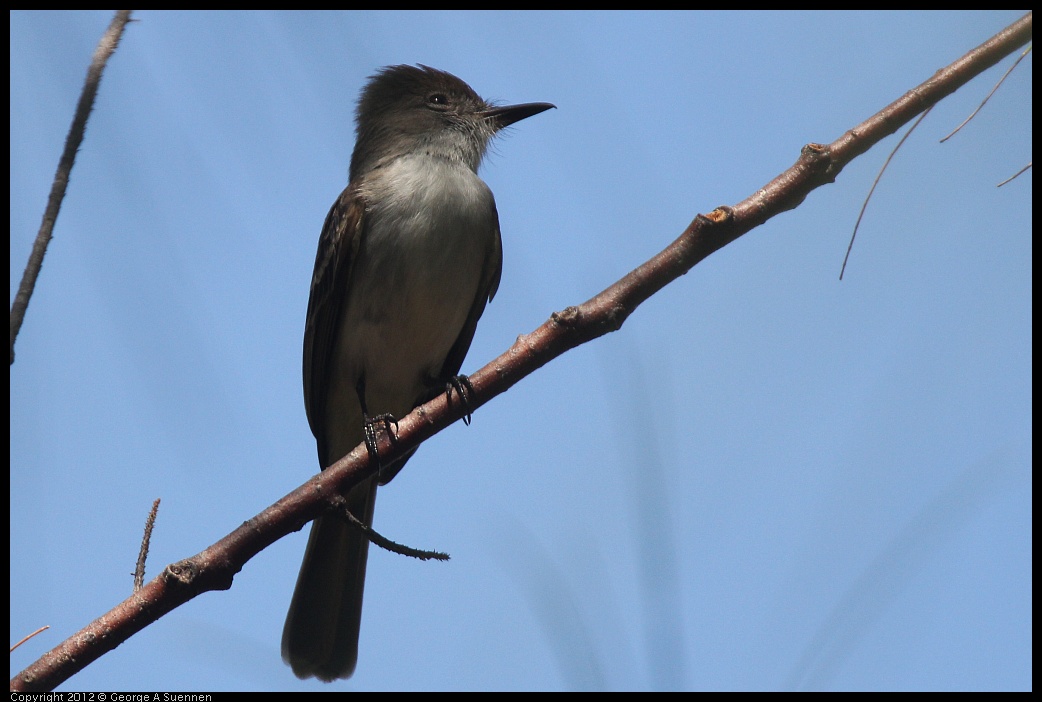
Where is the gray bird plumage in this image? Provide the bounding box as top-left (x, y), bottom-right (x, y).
top-left (282, 65), bottom-right (553, 681)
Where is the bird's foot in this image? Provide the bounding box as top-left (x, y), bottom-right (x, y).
top-left (446, 374), bottom-right (475, 426)
top-left (363, 412), bottom-right (399, 467)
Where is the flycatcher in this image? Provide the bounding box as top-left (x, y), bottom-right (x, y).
top-left (282, 64), bottom-right (553, 681)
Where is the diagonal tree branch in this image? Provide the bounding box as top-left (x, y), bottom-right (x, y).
top-left (9, 11), bottom-right (1032, 693)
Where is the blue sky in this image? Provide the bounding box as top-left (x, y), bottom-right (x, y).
top-left (10, 10), bottom-right (1031, 692)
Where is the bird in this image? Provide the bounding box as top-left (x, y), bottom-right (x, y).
top-left (281, 64), bottom-right (553, 681)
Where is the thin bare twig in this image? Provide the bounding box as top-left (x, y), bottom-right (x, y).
top-left (997, 162), bottom-right (1032, 187)
top-left (10, 626), bottom-right (50, 654)
top-left (9, 10), bottom-right (134, 365)
top-left (839, 106), bottom-right (934, 281)
top-left (940, 44), bottom-right (1032, 143)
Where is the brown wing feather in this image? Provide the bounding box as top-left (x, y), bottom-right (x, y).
top-left (302, 185), bottom-right (366, 466)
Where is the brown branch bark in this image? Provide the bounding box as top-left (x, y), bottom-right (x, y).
top-left (9, 11), bottom-right (1032, 693)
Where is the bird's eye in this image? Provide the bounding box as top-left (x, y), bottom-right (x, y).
top-left (427, 93), bottom-right (450, 108)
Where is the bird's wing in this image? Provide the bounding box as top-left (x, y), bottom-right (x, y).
top-left (303, 184), bottom-right (366, 467)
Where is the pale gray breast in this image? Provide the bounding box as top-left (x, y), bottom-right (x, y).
top-left (336, 155), bottom-right (498, 413)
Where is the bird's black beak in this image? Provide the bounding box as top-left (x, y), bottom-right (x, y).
top-left (481, 102), bottom-right (556, 129)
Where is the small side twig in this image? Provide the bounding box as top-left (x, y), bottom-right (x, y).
top-left (341, 503), bottom-right (450, 562)
top-left (134, 498), bottom-right (161, 592)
